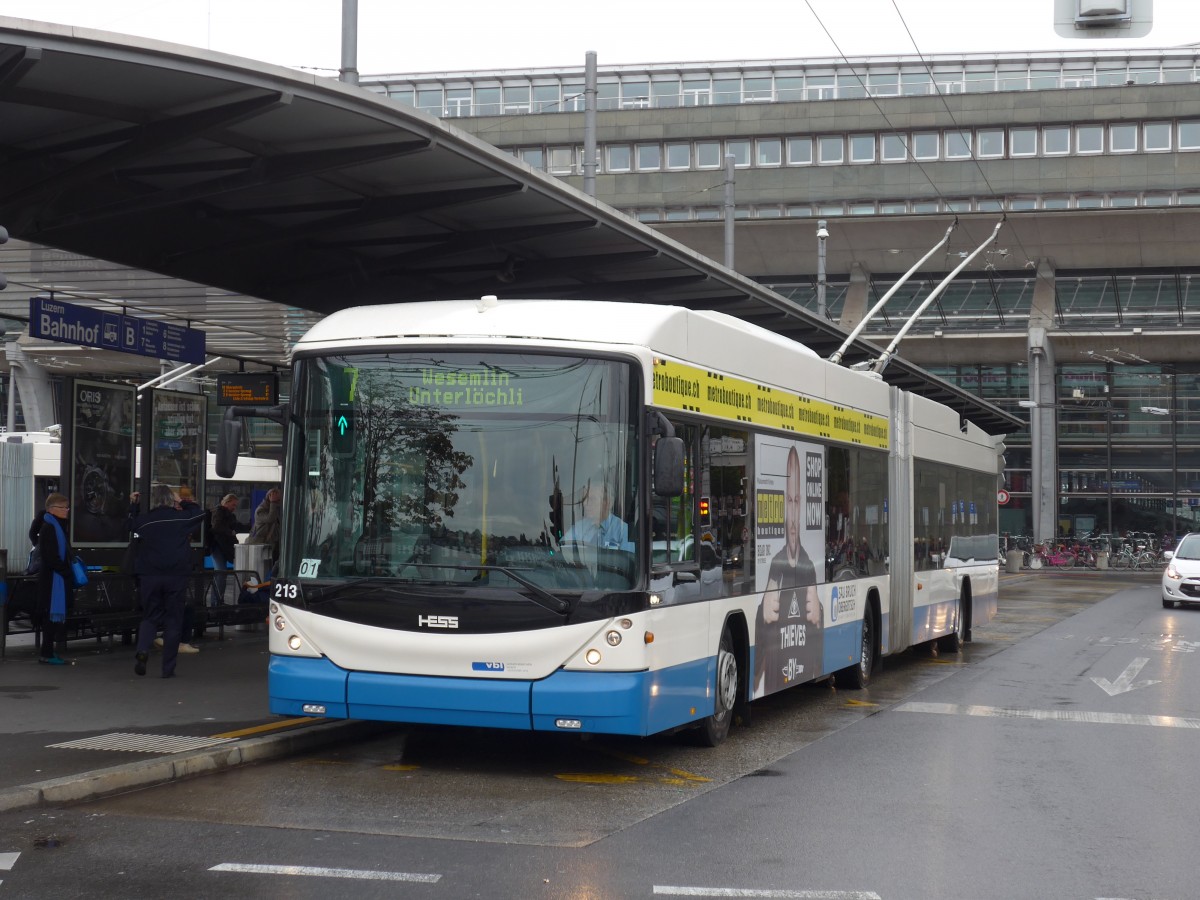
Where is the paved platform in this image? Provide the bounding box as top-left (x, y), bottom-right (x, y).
top-left (0, 625), bottom-right (371, 813)
top-left (0, 567), bottom-right (1163, 814)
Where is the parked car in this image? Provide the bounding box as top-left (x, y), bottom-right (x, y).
top-left (1161, 532), bottom-right (1200, 608)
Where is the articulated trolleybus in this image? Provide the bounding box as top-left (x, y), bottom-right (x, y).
top-left (218, 297), bottom-right (1000, 746)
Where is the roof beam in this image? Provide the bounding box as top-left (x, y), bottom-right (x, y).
top-left (0, 44), bottom-right (39, 89)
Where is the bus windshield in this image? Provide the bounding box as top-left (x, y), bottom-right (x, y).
top-left (285, 350), bottom-right (641, 593)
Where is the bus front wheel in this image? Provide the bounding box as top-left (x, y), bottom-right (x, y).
top-left (695, 626), bottom-right (739, 747)
top-left (839, 605), bottom-right (875, 689)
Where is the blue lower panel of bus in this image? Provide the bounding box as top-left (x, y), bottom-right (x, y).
top-left (269, 654), bottom-right (714, 737)
top-left (821, 620), bottom-right (861, 675)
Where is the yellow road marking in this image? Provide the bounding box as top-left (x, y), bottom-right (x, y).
top-left (382, 764), bottom-right (420, 771)
top-left (843, 699), bottom-right (879, 708)
top-left (212, 717), bottom-right (314, 739)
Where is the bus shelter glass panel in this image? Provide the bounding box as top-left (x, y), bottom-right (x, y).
top-left (288, 351), bottom-right (640, 594)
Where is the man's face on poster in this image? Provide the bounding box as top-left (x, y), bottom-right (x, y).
top-left (785, 449), bottom-right (802, 562)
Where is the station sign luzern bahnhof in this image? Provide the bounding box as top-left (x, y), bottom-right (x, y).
top-left (30, 296), bottom-right (205, 365)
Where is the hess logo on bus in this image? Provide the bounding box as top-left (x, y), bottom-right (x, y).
top-left (418, 614), bottom-right (459, 629)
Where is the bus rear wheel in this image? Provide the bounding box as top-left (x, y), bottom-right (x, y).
top-left (695, 625), bottom-right (738, 747)
top-left (938, 595), bottom-right (968, 653)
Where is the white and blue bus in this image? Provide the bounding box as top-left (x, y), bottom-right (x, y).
top-left (220, 298), bottom-right (1001, 745)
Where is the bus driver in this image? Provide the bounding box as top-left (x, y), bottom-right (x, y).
top-left (562, 476), bottom-right (632, 552)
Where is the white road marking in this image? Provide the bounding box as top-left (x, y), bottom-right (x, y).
top-left (0, 852), bottom-right (17, 870)
top-left (1090, 658), bottom-right (1161, 696)
top-left (209, 863), bottom-right (440, 882)
top-left (653, 888), bottom-right (881, 899)
top-left (897, 701), bottom-right (1200, 730)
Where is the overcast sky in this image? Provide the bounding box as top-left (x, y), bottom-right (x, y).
top-left (2, 0), bottom-right (1194, 76)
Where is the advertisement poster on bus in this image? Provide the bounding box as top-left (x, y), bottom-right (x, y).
top-left (753, 436), bottom-right (825, 698)
top-left (68, 379), bottom-right (136, 545)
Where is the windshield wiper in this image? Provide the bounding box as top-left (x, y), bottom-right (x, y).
top-left (396, 563), bottom-right (569, 615)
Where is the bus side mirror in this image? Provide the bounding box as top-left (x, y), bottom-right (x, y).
top-left (653, 436), bottom-right (685, 497)
top-left (215, 408), bottom-right (243, 478)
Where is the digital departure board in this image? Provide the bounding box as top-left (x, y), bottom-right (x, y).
top-left (216, 373), bottom-right (278, 406)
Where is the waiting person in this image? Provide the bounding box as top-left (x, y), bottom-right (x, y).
top-left (247, 486), bottom-right (281, 573)
top-left (129, 484), bottom-right (206, 678)
top-left (208, 493), bottom-right (239, 605)
top-left (562, 476), bottom-right (631, 551)
top-left (34, 493), bottom-right (74, 665)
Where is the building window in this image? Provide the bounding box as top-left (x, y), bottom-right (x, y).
top-left (977, 199), bottom-right (1004, 212)
top-left (548, 146), bottom-right (576, 175)
top-left (1142, 194), bottom-right (1172, 207)
top-left (682, 78), bottom-right (711, 106)
top-left (977, 129), bottom-right (1004, 158)
top-left (880, 201), bottom-right (908, 214)
top-left (519, 147), bottom-right (545, 170)
top-left (744, 77), bottom-right (773, 101)
top-left (666, 143), bottom-right (691, 169)
top-left (756, 138), bottom-right (783, 167)
top-left (882, 133), bottom-right (908, 161)
top-left (817, 203), bottom-right (845, 216)
top-left (786, 137), bottom-right (813, 165)
top-left (664, 208), bottom-right (690, 221)
top-left (725, 140), bottom-right (751, 167)
top-left (849, 202), bottom-right (875, 215)
top-left (502, 85), bottom-right (532, 114)
top-left (652, 79), bottom-right (681, 108)
top-left (695, 207), bottom-right (721, 220)
top-left (596, 83), bottom-right (619, 111)
top-left (901, 72), bottom-right (934, 96)
top-left (622, 80), bottom-right (650, 109)
top-left (1009, 198), bottom-right (1038, 210)
top-left (606, 145), bottom-right (632, 172)
top-left (868, 73), bottom-right (900, 97)
top-left (849, 134), bottom-right (876, 163)
top-left (416, 88), bottom-right (444, 116)
top-left (776, 76), bottom-right (804, 102)
top-left (1180, 122), bottom-right (1200, 150)
top-left (475, 87), bottom-right (501, 116)
top-left (713, 78), bottom-right (741, 105)
top-left (1076, 125), bottom-right (1103, 154)
top-left (696, 141), bottom-right (723, 168)
top-left (911, 200), bottom-right (940, 213)
top-left (1075, 196), bottom-right (1103, 208)
top-left (945, 130), bottom-right (973, 159)
top-left (818, 136), bottom-right (844, 164)
top-left (1143, 122), bottom-right (1172, 152)
top-left (532, 84), bottom-right (561, 113)
top-left (636, 143), bottom-right (662, 170)
top-left (1010, 127), bottom-right (1038, 157)
top-left (636, 210), bottom-right (662, 222)
top-left (755, 206), bottom-right (783, 218)
top-left (912, 132), bottom-right (939, 160)
top-left (786, 205), bottom-right (813, 217)
top-left (1042, 197), bottom-right (1070, 209)
top-left (445, 88), bottom-right (473, 117)
top-left (1109, 123), bottom-right (1138, 153)
top-left (1043, 126), bottom-right (1070, 155)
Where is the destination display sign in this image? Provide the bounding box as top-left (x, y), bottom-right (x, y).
top-left (29, 296), bottom-right (205, 364)
top-left (217, 373), bottom-right (279, 406)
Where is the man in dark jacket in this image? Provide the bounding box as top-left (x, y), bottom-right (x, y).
top-left (129, 483), bottom-right (206, 678)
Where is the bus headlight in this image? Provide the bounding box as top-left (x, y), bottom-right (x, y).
top-left (273, 615), bottom-right (287, 631)
top-left (585, 649), bottom-right (602, 665)
top-left (287, 635), bottom-right (303, 651)
top-left (606, 630), bottom-right (622, 646)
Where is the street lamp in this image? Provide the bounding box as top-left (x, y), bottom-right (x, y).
top-left (816, 219), bottom-right (828, 320)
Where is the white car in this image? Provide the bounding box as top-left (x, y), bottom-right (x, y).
top-left (1161, 533), bottom-right (1200, 608)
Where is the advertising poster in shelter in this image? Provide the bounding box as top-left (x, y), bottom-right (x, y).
top-left (149, 389), bottom-right (205, 512)
top-left (69, 379), bottom-right (136, 545)
top-left (752, 436), bottom-right (825, 697)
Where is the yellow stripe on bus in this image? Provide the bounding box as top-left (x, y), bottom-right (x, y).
top-left (651, 359), bottom-right (889, 449)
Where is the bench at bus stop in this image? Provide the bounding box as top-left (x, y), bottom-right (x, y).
top-left (1, 568), bottom-right (268, 657)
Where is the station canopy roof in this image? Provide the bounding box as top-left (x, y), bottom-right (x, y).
top-left (0, 18), bottom-right (1018, 433)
